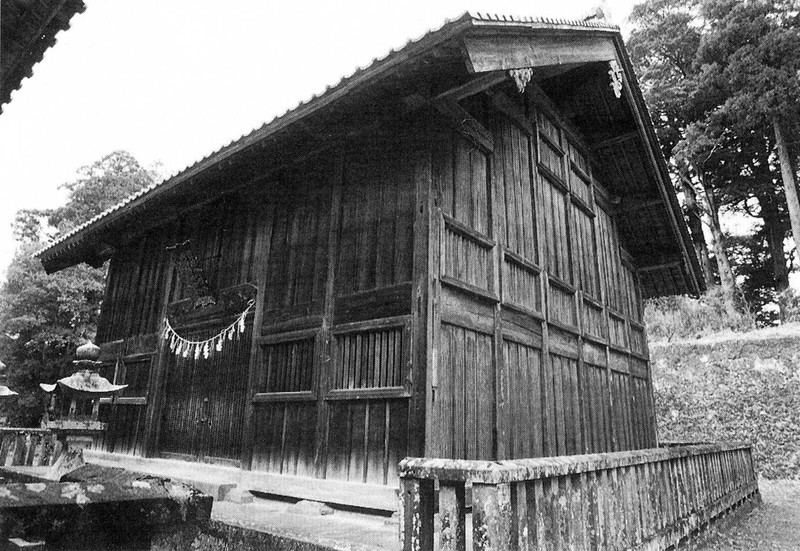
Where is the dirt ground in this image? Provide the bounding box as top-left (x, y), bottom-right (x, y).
top-left (690, 479), bottom-right (800, 550)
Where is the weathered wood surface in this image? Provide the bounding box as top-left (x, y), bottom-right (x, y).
top-left (399, 442), bottom-right (760, 550)
top-left (429, 92), bottom-right (655, 466)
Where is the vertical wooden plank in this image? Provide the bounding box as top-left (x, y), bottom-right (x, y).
top-left (473, 483), bottom-right (514, 551)
top-left (439, 482), bottom-right (467, 551)
top-left (511, 481), bottom-right (528, 551)
top-left (400, 478), bottom-right (435, 551)
top-left (526, 478), bottom-right (546, 550)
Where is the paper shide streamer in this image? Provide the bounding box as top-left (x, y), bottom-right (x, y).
top-left (163, 299), bottom-right (254, 359)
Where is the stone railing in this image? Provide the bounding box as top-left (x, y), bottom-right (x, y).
top-left (399, 443), bottom-right (759, 550)
top-left (0, 428), bottom-right (61, 467)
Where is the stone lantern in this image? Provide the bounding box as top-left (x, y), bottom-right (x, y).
top-left (39, 341), bottom-right (127, 451)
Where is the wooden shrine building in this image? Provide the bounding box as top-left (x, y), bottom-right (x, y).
top-left (37, 13), bottom-right (704, 508)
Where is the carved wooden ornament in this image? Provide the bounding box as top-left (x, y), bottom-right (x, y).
top-left (608, 60), bottom-right (624, 98)
top-left (508, 67), bottom-right (534, 93)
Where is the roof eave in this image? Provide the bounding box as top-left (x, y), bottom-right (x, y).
top-left (612, 34), bottom-right (704, 296)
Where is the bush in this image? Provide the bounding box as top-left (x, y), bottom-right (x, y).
top-left (645, 287), bottom-right (754, 342)
top-left (778, 288), bottom-right (800, 323)
top-left (652, 331), bottom-right (800, 479)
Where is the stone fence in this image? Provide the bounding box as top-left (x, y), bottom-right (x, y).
top-left (399, 443), bottom-right (759, 550)
top-left (0, 427), bottom-right (61, 467)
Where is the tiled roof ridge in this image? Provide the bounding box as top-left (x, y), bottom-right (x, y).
top-left (36, 10), bottom-right (620, 262)
top-left (467, 11), bottom-right (619, 30)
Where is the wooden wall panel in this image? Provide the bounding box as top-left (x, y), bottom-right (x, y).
top-left (610, 370), bottom-right (633, 452)
top-left (502, 257), bottom-right (541, 313)
top-left (623, 263), bottom-right (643, 323)
top-left (548, 353), bottom-right (582, 456)
top-left (582, 299), bottom-right (606, 341)
top-left (251, 401), bottom-right (317, 477)
top-left (440, 136), bottom-right (490, 235)
top-left (335, 140), bottom-right (414, 296)
top-left (260, 337), bottom-right (316, 393)
top-left (539, 179), bottom-right (571, 283)
top-left (630, 324), bottom-right (647, 357)
top-left (537, 113), bottom-right (564, 180)
top-left (332, 324), bottom-right (405, 390)
top-left (432, 323), bottom-right (495, 460)
top-left (573, 207), bottom-right (601, 300)
top-left (631, 372), bottom-right (656, 448)
top-left (97, 403), bottom-right (147, 456)
top-left (494, 117), bottom-right (537, 263)
top-left (323, 399), bottom-right (408, 484)
top-left (443, 218), bottom-right (493, 293)
top-left (567, 141), bottom-right (593, 206)
top-left (596, 207), bottom-right (625, 313)
top-left (548, 282), bottom-right (578, 329)
top-left (609, 314), bottom-right (628, 350)
top-left (98, 229), bottom-right (171, 343)
top-left (581, 362), bottom-right (611, 454)
top-left (263, 169), bottom-right (330, 318)
top-left (504, 339), bottom-right (544, 459)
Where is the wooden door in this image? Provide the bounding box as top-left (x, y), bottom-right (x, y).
top-left (158, 326), bottom-right (251, 465)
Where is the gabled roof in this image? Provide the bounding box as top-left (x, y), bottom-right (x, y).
top-left (1, 0), bottom-right (86, 113)
top-left (35, 11), bottom-right (703, 298)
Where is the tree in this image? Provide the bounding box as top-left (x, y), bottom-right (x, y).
top-left (16, 150), bottom-right (158, 236)
top-left (628, 0), bottom-right (743, 307)
top-left (697, 0), bottom-right (800, 255)
top-left (629, 0), bottom-right (799, 321)
top-left (0, 151), bottom-right (155, 426)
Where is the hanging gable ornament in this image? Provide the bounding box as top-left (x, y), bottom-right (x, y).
top-left (608, 60), bottom-right (624, 99)
top-left (508, 67), bottom-right (534, 93)
top-left (167, 239), bottom-right (217, 309)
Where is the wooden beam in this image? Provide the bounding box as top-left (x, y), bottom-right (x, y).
top-left (591, 130), bottom-right (639, 151)
top-left (463, 33), bottom-right (617, 73)
top-left (433, 71), bottom-right (508, 102)
top-left (618, 196), bottom-right (663, 213)
top-left (433, 98), bottom-right (494, 153)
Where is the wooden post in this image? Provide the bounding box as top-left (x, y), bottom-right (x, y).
top-left (410, 125), bottom-right (433, 458)
top-left (439, 481), bottom-right (466, 551)
top-left (141, 249), bottom-right (176, 458)
top-left (472, 482), bottom-right (514, 551)
top-left (490, 139), bottom-right (510, 461)
top-left (400, 477), bottom-right (435, 551)
top-left (240, 196), bottom-right (275, 471)
top-left (313, 146), bottom-right (344, 477)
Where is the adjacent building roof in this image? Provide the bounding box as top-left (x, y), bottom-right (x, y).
top-left (1, 0), bottom-right (86, 113)
top-left (35, 11), bottom-right (704, 298)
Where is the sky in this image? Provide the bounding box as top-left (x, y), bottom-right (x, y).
top-left (0, 0), bottom-right (641, 280)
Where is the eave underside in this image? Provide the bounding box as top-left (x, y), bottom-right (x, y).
top-left (0, 0), bottom-right (86, 113)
